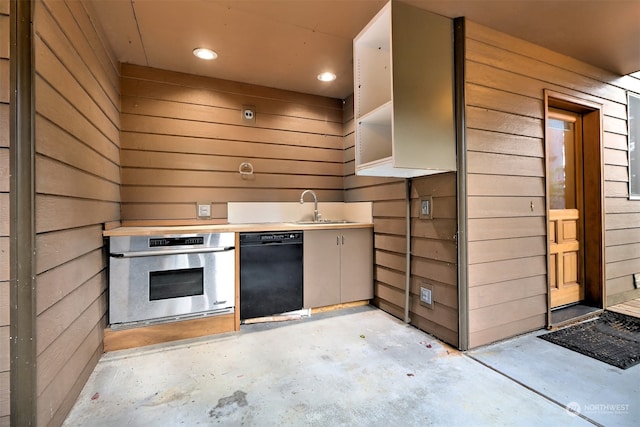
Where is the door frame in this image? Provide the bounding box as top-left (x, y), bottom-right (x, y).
top-left (543, 90), bottom-right (605, 326)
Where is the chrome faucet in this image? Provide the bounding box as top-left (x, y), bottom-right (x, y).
top-left (300, 189), bottom-right (319, 222)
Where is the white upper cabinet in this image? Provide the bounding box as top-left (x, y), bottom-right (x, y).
top-left (354, 0), bottom-right (455, 178)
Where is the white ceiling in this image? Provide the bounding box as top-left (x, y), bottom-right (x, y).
top-left (89, 0), bottom-right (640, 100)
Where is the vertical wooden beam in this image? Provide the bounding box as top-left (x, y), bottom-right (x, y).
top-left (582, 108), bottom-right (605, 307)
top-left (454, 17), bottom-right (469, 351)
top-left (9, 0), bottom-right (36, 425)
top-left (543, 90), bottom-right (553, 326)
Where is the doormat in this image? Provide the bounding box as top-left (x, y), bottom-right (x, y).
top-left (539, 311), bottom-right (640, 370)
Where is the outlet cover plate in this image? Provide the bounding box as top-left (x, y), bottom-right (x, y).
top-left (419, 285), bottom-right (433, 309)
top-left (634, 273), bottom-right (640, 289)
top-left (242, 105), bottom-right (256, 124)
top-left (197, 202), bottom-right (211, 219)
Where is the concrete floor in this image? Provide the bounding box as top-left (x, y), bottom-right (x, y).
top-left (63, 306), bottom-right (638, 426)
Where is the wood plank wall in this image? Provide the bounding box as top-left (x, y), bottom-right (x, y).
top-left (0, 1), bottom-right (10, 424)
top-left (343, 96), bottom-right (459, 347)
top-left (465, 21), bottom-right (640, 348)
top-left (119, 65), bottom-right (459, 345)
top-left (34, 1), bottom-right (120, 425)
top-left (119, 64), bottom-right (344, 224)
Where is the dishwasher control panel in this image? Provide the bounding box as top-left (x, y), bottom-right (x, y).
top-left (240, 231), bottom-right (303, 245)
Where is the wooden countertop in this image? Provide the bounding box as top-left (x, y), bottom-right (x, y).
top-left (103, 222), bottom-right (373, 237)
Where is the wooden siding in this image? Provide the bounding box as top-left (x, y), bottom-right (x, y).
top-left (119, 64), bottom-right (344, 223)
top-left (34, 1), bottom-right (120, 426)
top-left (344, 96), bottom-right (459, 347)
top-left (465, 21), bottom-right (640, 348)
top-left (0, 0), bottom-right (9, 424)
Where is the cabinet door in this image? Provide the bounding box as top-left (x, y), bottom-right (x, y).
top-left (340, 228), bottom-right (374, 303)
top-left (303, 230), bottom-right (340, 308)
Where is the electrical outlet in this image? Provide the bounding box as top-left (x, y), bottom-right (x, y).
top-left (197, 202), bottom-right (211, 219)
top-left (419, 285), bottom-right (433, 309)
top-left (634, 273), bottom-right (640, 289)
top-left (242, 105), bottom-right (256, 124)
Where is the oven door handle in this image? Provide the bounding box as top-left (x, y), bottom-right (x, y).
top-left (110, 246), bottom-right (235, 258)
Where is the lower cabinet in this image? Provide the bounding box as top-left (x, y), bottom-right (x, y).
top-left (303, 228), bottom-right (373, 308)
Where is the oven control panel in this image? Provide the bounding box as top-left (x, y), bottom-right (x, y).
top-left (149, 236), bottom-right (204, 247)
top-left (109, 232), bottom-right (235, 254)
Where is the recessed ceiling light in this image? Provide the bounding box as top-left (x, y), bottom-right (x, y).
top-left (193, 48), bottom-right (217, 60)
top-left (317, 72), bottom-right (336, 82)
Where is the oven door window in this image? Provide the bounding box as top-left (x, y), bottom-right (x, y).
top-left (149, 267), bottom-right (204, 301)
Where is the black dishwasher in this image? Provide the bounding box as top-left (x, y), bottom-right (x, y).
top-left (239, 231), bottom-right (303, 320)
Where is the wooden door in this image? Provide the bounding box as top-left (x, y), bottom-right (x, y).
top-left (547, 109), bottom-right (585, 308)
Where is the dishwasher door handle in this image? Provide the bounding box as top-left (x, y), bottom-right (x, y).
top-left (111, 246), bottom-right (235, 258)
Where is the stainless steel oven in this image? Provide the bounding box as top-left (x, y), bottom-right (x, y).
top-left (108, 232), bottom-right (235, 328)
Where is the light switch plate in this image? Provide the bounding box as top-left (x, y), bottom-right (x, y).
top-left (197, 202), bottom-right (211, 219)
top-left (419, 196), bottom-right (433, 219)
